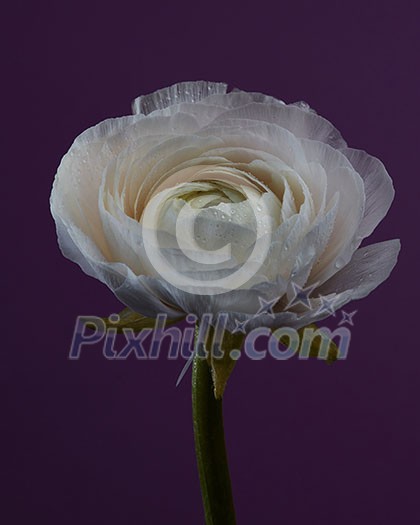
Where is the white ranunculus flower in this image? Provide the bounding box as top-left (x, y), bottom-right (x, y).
top-left (50, 81), bottom-right (400, 331)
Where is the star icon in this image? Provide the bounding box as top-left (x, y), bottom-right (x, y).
top-left (286, 282), bottom-right (318, 310)
top-left (232, 318), bottom-right (249, 334)
top-left (316, 294), bottom-right (338, 316)
top-left (255, 296), bottom-right (279, 319)
top-left (338, 309), bottom-right (357, 326)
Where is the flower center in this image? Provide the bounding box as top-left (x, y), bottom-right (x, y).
top-left (177, 180), bottom-right (247, 209)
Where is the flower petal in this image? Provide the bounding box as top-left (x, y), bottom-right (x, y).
top-left (132, 81), bottom-right (228, 115)
top-left (210, 103), bottom-right (347, 149)
top-left (340, 147), bottom-right (395, 240)
top-left (315, 239), bottom-right (401, 299)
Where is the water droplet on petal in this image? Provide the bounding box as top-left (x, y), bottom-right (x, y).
top-left (335, 257), bottom-right (345, 269)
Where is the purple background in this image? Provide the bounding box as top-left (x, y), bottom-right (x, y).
top-left (4, 1), bottom-right (419, 523)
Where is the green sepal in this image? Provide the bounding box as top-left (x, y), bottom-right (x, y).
top-left (278, 323), bottom-right (339, 363)
top-left (203, 327), bottom-right (245, 400)
top-left (103, 307), bottom-right (184, 333)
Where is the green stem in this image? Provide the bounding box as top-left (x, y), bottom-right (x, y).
top-left (192, 353), bottom-right (236, 525)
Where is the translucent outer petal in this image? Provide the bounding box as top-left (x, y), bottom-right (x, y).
top-left (209, 103), bottom-right (347, 149)
top-left (219, 239), bottom-right (400, 333)
top-left (55, 214), bottom-right (185, 319)
top-left (204, 89), bottom-right (286, 108)
top-left (132, 81), bottom-right (228, 115)
top-left (299, 140), bottom-right (366, 284)
top-left (148, 275), bottom-right (288, 319)
top-left (340, 147), bottom-right (395, 240)
top-left (316, 239), bottom-right (401, 299)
